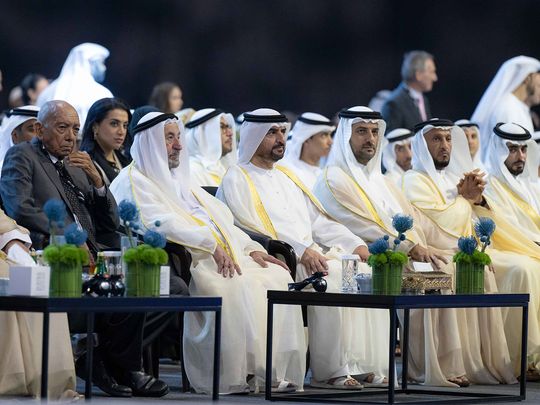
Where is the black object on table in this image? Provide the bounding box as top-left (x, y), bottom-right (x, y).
top-left (0, 295), bottom-right (222, 401)
top-left (265, 291), bottom-right (529, 404)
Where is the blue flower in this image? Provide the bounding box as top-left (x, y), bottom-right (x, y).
top-left (143, 230), bottom-right (167, 248)
top-left (457, 236), bottom-right (478, 255)
top-left (392, 214), bottom-right (413, 233)
top-left (474, 217), bottom-right (496, 239)
top-left (64, 222), bottom-right (88, 246)
top-left (368, 237), bottom-right (390, 255)
top-left (118, 200), bottom-right (139, 223)
top-left (394, 238), bottom-right (401, 246)
top-left (154, 220), bottom-right (161, 227)
top-left (383, 235), bottom-right (390, 240)
top-left (44, 199), bottom-right (67, 223)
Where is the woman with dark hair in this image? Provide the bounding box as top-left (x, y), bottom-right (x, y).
top-left (148, 82), bottom-right (183, 113)
top-left (80, 97), bottom-right (131, 185)
top-left (20, 73), bottom-right (49, 105)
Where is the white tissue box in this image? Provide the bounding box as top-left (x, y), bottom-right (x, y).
top-left (160, 266), bottom-right (170, 296)
top-left (8, 265), bottom-right (50, 296)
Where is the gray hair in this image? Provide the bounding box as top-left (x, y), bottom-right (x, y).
top-left (401, 50), bottom-right (434, 83)
top-left (37, 100), bottom-right (74, 125)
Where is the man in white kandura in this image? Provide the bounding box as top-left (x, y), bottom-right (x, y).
top-left (37, 42), bottom-right (113, 130)
top-left (281, 112), bottom-right (335, 189)
top-left (110, 112), bottom-right (306, 394)
top-left (0, 105), bottom-right (39, 173)
top-left (402, 118), bottom-right (540, 379)
top-left (483, 123), bottom-right (540, 243)
top-left (314, 107), bottom-right (515, 386)
top-left (382, 127), bottom-right (413, 187)
top-left (218, 108), bottom-right (388, 390)
top-left (471, 55), bottom-right (540, 161)
top-left (185, 108), bottom-right (237, 186)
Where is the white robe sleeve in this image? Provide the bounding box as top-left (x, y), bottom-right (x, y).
top-left (305, 194), bottom-right (366, 253)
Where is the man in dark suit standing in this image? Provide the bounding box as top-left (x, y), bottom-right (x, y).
top-left (381, 51), bottom-right (437, 132)
top-left (0, 100), bottom-right (169, 398)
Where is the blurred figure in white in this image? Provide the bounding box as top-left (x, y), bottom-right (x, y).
top-left (382, 128), bottom-right (413, 187)
top-left (37, 43), bottom-right (113, 131)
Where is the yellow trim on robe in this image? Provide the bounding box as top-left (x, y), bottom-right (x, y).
top-left (325, 168), bottom-right (386, 230)
top-left (192, 191), bottom-right (238, 264)
top-left (275, 165), bottom-right (329, 215)
top-left (209, 173), bottom-right (222, 185)
top-left (238, 167), bottom-right (279, 239)
top-left (128, 164), bottom-right (220, 255)
top-left (497, 180), bottom-right (540, 230)
top-left (403, 170), bottom-right (472, 239)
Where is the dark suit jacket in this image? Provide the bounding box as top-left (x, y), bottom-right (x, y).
top-left (381, 82), bottom-right (432, 132)
top-left (0, 138), bottom-right (119, 249)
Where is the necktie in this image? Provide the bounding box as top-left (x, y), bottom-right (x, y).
top-left (416, 96), bottom-right (427, 121)
top-left (54, 160), bottom-right (98, 252)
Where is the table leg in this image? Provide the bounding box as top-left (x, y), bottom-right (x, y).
top-left (520, 303), bottom-right (528, 398)
top-left (265, 300), bottom-right (274, 401)
top-left (40, 311), bottom-right (50, 400)
top-left (401, 308), bottom-right (410, 390)
top-left (85, 313), bottom-right (95, 400)
top-left (212, 309), bottom-right (221, 401)
top-left (388, 308), bottom-right (397, 404)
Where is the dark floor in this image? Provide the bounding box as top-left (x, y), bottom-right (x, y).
top-left (1, 362), bottom-right (537, 404)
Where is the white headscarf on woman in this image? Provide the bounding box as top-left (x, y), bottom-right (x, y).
top-left (486, 122), bottom-right (540, 213)
top-left (0, 105), bottom-right (39, 169)
top-left (471, 56), bottom-right (540, 160)
top-left (185, 108), bottom-right (237, 171)
top-left (130, 111), bottom-right (195, 212)
top-left (411, 119), bottom-right (473, 202)
top-left (237, 108), bottom-right (290, 165)
top-left (382, 128), bottom-right (413, 176)
top-left (326, 106), bottom-right (403, 224)
top-left (37, 43), bottom-right (113, 128)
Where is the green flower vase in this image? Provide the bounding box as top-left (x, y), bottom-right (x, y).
top-left (49, 260), bottom-right (83, 297)
top-left (455, 262), bottom-right (484, 294)
top-left (126, 262), bottom-right (160, 297)
top-left (372, 263), bottom-right (403, 295)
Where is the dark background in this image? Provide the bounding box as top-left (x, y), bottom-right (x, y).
top-left (1, 0), bottom-right (539, 119)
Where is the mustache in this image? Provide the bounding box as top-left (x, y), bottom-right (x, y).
top-left (361, 143), bottom-right (376, 149)
top-left (272, 142), bottom-right (285, 149)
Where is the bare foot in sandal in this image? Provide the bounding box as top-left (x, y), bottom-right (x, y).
top-left (311, 375), bottom-right (363, 390)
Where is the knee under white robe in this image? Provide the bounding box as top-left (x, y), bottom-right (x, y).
top-left (314, 165), bottom-right (516, 385)
top-left (0, 215), bottom-right (76, 399)
top-left (218, 163), bottom-right (391, 381)
top-left (404, 168), bottom-right (540, 376)
top-left (110, 164), bottom-right (306, 394)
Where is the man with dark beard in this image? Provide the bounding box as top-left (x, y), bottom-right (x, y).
top-left (218, 108), bottom-right (380, 390)
top-left (483, 122), bottom-right (540, 243)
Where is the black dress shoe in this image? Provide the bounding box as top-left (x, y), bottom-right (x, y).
top-left (121, 370), bottom-right (169, 397)
top-left (75, 355), bottom-right (132, 397)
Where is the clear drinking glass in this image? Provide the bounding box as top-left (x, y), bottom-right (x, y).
top-left (341, 254), bottom-right (360, 293)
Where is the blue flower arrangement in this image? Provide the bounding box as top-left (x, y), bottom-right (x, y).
top-left (367, 214), bottom-right (412, 267)
top-left (453, 217), bottom-right (495, 265)
top-left (43, 199), bottom-right (66, 239)
top-left (43, 199), bottom-right (88, 266)
top-left (119, 200), bottom-right (168, 266)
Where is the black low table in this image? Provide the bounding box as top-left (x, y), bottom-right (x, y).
top-left (265, 291), bottom-right (529, 404)
top-left (0, 295), bottom-right (222, 400)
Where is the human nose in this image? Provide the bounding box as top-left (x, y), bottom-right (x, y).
top-left (328, 137), bottom-right (334, 146)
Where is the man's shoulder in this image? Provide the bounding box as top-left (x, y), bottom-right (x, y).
top-left (386, 84), bottom-right (409, 102)
top-left (3, 140), bottom-right (39, 163)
